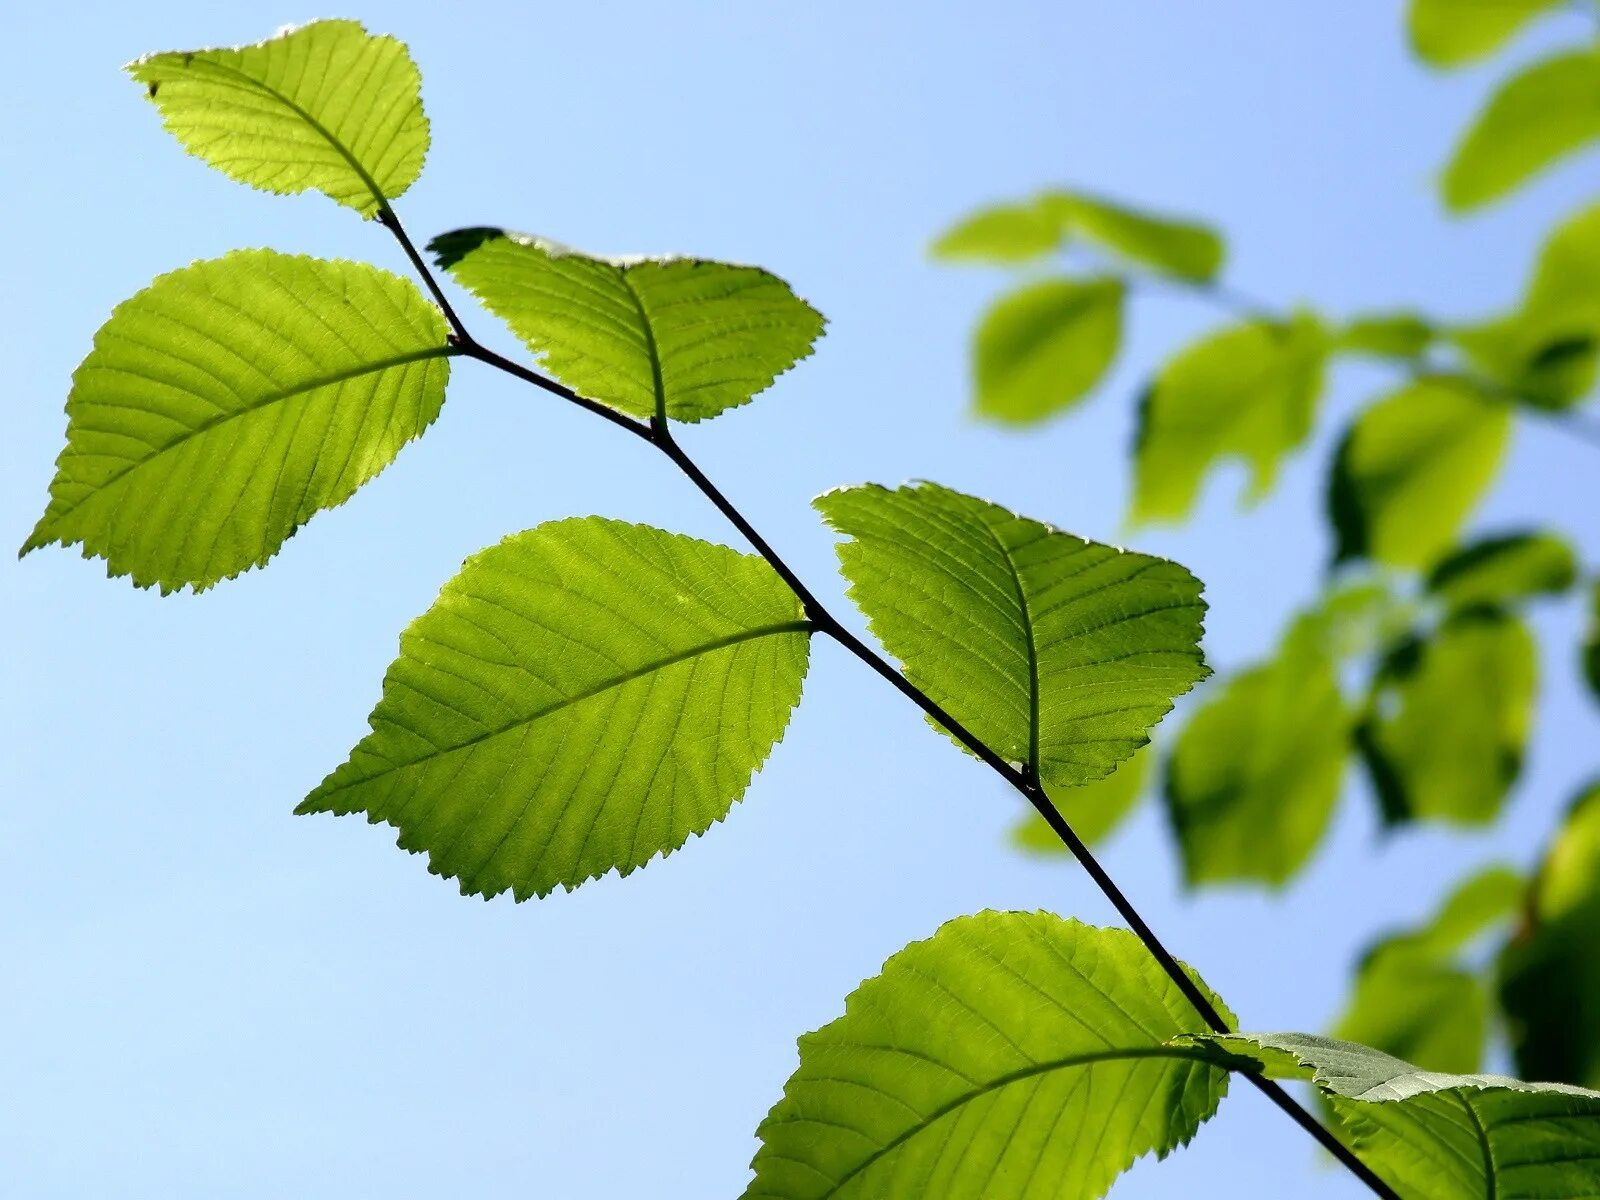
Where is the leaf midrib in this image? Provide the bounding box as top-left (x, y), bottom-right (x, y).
top-left (306, 618), bottom-right (814, 804)
top-left (617, 270), bottom-right (668, 423)
top-left (792, 1044), bottom-right (1217, 1199)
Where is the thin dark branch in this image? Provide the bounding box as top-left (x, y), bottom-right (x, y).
top-left (378, 203), bottom-right (1400, 1200)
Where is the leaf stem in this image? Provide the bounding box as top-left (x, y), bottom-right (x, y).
top-left (376, 204), bottom-right (1400, 1200)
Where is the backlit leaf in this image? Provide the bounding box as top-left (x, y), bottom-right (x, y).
top-left (972, 277), bottom-right (1124, 423)
top-left (1049, 192), bottom-right (1224, 283)
top-left (1426, 531), bottom-right (1577, 609)
top-left (1336, 312), bottom-right (1434, 360)
top-left (1010, 744), bottom-right (1150, 854)
top-left (129, 20), bottom-right (428, 216)
top-left (816, 482), bottom-right (1208, 795)
top-left (745, 913), bottom-right (1232, 1200)
top-left (430, 228), bottom-right (824, 423)
top-left (299, 519), bottom-right (812, 900)
top-left (1408, 0), bottom-right (1563, 67)
top-left (930, 199), bottom-right (1070, 264)
top-left (21, 250), bottom-right (451, 592)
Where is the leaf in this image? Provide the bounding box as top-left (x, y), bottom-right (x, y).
top-left (1408, 0), bottom-right (1563, 67)
top-left (972, 277), bottom-right (1124, 423)
top-left (815, 482), bottom-right (1208, 794)
top-left (745, 912), bottom-right (1232, 1200)
top-left (1361, 609), bottom-right (1536, 826)
top-left (1047, 192), bottom-right (1224, 283)
top-left (930, 199), bottom-right (1070, 264)
top-left (1195, 1033), bottom-right (1600, 1199)
top-left (128, 20), bottom-right (427, 216)
top-left (1328, 377), bottom-right (1511, 570)
top-left (1010, 744), bottom-right (1150, 854)
top-left (1336, 312), bottom-right (1435, 360)
top-left (429, 228), bottom-right (824, 423)
top-left (21, 251), bottom-right (451, 592)
top-left (298, 519), bottom-right (812, 900)
top-left (1441, 49), bottom-right (1600, 213)
top-left (1586, 581), bottom-right (1600, 702)
top-left (1501, 780), bottom-right (1600, 1088)
top-left (1426, 531), bottom-right (1577, 609)
top-left (1455, 203), bottom-right (1600, 409)
top-left (1332, 866), bottom-right (1522, 1075)
top-left (1130, 313), bottom-right (1328, 525)
top-left (1163, 615), bottom-right (1349, 888)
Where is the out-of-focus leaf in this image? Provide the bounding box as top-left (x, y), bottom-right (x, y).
top-left (1010, 744), bottom-right (1150, 854)
top-left (1164, 616), bottom-right (1348, 888)
top-left (1408, 0), bottom-right (1563, 67)
top-left (1132, 314), bottom-right (1329, 524)
top-left (1336, 312), bottom-right (1435, 359)
top-left (1455, 204), bottom-right (1600, 409)
top-left (1426, 531), bottom-right (1577, 609)
top-left (930, 198), bottom-right (1071, 264)
top-left (1329, 377), bottom-right (1511, 570)
top-left (1047, 192), bottom-right (1225, 282)
top-left (1361, 609), bottom-right (1536, 826)
top-left (972, 277), bottom-right (1124, 423)
top-left (1586, 581), bottom-right (1600, 702)
top-left (1442, 50), bottom-right (1600, 212)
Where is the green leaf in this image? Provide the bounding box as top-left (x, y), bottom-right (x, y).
top-left (815, 483), bottom-right (1208, 794)
top-left (128, 20), bottom-right (427, 217)
top-left (745, 912), bottom-right (1232, 1200)
top-left (21, 251), bottom-right (451, 592)
top-left (1197, 1033), bottom-right (1600, 1198)
top-left (1455, 203), bottom-right (1600, 409)
top-left (1332, 866), bottom-right (1521, 1075)
top-left (1586, 581), bottom-right (1600, 702)
top-left (1048, 192), bottom-right (1224, 283)
top-left (930, 199), bottom-right (1070, 264)
top-left (1361, 609), bottom-right (1536, 826)
top-left (429, 228), bottom-right (824, 423)
top-left (1163, 615), bottom-right (1349, 888)
top-left (1010, 744), bottom-right (1150, 854)
top-left (1329, 377), bottom-right (1511, 570)
top-left (972, 277), bottom-right (1124, 423)
top-left (298, 519), bottom-right (812, 900)
top-left (1408, 0), bottom-right (1563, 67)
top-left (1441, 49), bottom-right (1600, 213)
top-left (1131, 313), bottom-right (1328, 525)
top-left (1501, 781), bottom-right (1600, 1088)
top-left (1426, 531), bottom-right (1577, 609)
top-left (1336, 312), bottom-right (1435, 360)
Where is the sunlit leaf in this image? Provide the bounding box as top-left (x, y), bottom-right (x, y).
top-left (816, 483), bottom-right (1207, 795)
top-left (1408, 0), bottom-right (1563, 67)
top-left (1131, 313), bottom-right (1328, 524)
top-left (1442, 49), bottom-right (1600, 212)
top-left (972, 277), bottom-right (1124, 423)
top-left (431, 227), bottom-right (825, 423)
top-left (1336, 312), bottom-right (1434, 360)
top-left (930, 198), bottom-right (1070, 264)
top-left (746, 913), bottom-right (1232, 1200)
top-left (299, 519), bottom-right (812, 900)
top-left (129, 19), bottom-right (427, 216)
top-left (1048, 192), bottom-right (1224, 283)
top-left (1329, 377), bottom-right (1511, 570)
top-left (1010, 744), bottom-right (1150, 854)
top-left (21, 251), bottom-right (451, 592)
top-left (1426, 531), bottom-right (1577, 609)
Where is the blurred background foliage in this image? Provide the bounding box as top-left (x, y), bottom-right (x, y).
top-left (936, 0), bottom-right (1600, 1091)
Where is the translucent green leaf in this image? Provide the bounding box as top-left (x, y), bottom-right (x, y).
top-left (1361, 609), bottom-right (1535, 826)
top-left (1195, 1033), bottom-right (1600, 1199)
top-left (1501, 781), bottom-right (1600, 1088)
top-left (1426, 531), bottom-right (1577, 609)
top-left (1163, 615), bottom-right (1348, 888)
top-left (815, 483), bottom-right (1208, 794)
top-left (1048, 192), bottom-right (1224, 283)
top-left (430, 228), bottom-right (824, 423)
top-left (930, 199), bottom-right (1070, 264)
top-left (1408, 0), bottom-right (1563, 67)
top-left (1332, 866), bottom-right (1521, 1076)
top-left (1442, 49), bottom-right (1600, 213)
top-left (21, 251), bottom-right (451, 592)
top-left (299, 519), bottom-right (812, 900)
top-left (745, 913), bottom-right (1232, 1200)
top-left (1336, 312), bottom-right (1435, 359)
top-left (128, 20), bottom-right (427, 216)
top-left (1455, 203), bottom-right (1600, 409)
top-left (1329, 377), bottom-right (1511, 570)
top-left (1131, 313), bottom-right (1328, 525)
top-left (972, 277), bottom-right (1124, 423)
top-left (1010, 744), bottom-right (1150, 854)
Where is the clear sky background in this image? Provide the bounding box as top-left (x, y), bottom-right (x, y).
top-left (4, 2), bottom-right (1598, 1197)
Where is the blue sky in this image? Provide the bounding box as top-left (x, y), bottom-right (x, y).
top-left (4, 2), bottom-right (1598, 1196)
